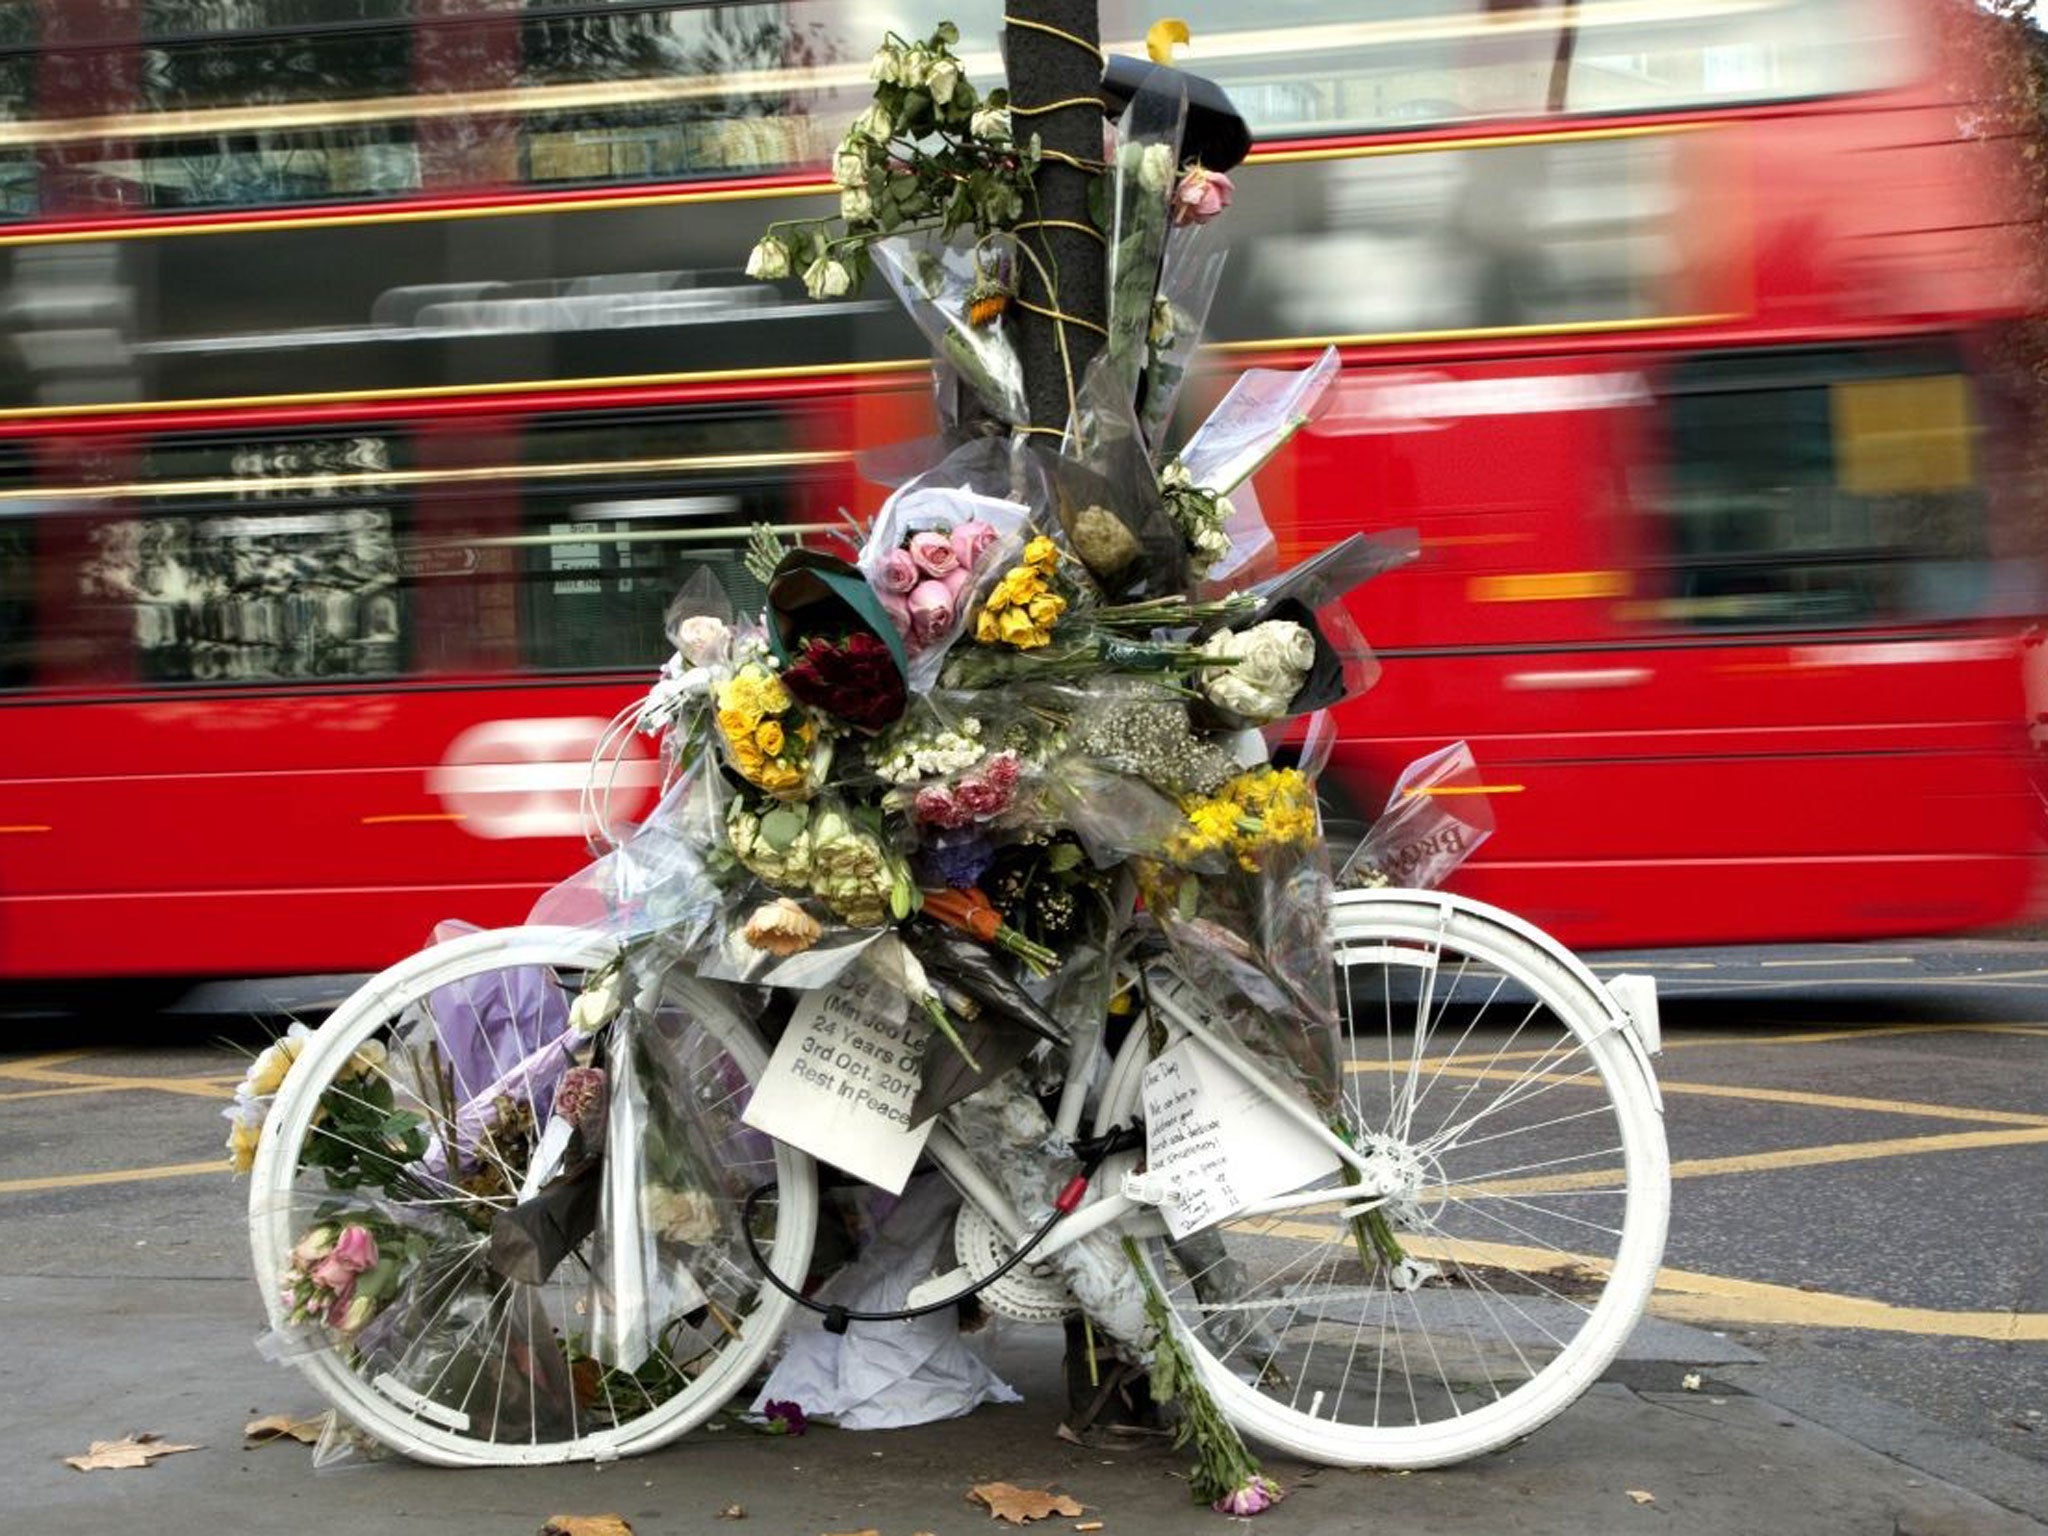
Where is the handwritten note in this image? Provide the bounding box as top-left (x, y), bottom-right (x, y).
top-left (1141, 1038), bottom-right (1343, 1240)
top-left (742, 967), bottom-right (933, 1193)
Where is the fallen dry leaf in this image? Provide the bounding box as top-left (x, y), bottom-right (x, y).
top-left (244, 1413), bottom-right (328, 1446)
top-left (1626, 1490), bottom-right (1657, 1506)
top-left (717, 1506), bottom-right (745, 1520)
top-left (1076, 1524), bottom-right (1105, 1532)
top-left (819, 1530), bottom-right (878, 1536)
top-left (1680, 1372), bottom-right (1703, 1392)
top-left (64, 1434), bottom-right (203, 1472)
top-left (969, 1483), bottom-right (1086, 1524)
top-left (540, 1517), bottom-right (634, 1536)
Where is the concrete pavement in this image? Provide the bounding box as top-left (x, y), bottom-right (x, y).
top-left (10, 1264), bottom-right (2047, 1536)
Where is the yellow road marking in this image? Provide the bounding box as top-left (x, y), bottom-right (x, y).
top-left (0, 1085), bottom-right (158, 1103)
top-left (0, 1051), bottom-right (96, 1073)
top-left (0, 1159), bottom-right (228, 1195)
top-left (1250, 1226), bottom-right (2048, 1341)
top-left (0, 1067), bottom-right (243, 1100)
top-left (1350, 1058), bottom-right (2048, 1128)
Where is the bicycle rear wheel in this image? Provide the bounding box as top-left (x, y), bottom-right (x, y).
top-left (247, 925), bottom-right (816, 1466)
top-left (1102, 889), bottom-right (1668, 1469)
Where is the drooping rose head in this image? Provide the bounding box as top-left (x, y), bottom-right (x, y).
top-left (876, 548), bottom-right (919, 596)
top-left (310, 1252), bottom-right (359, 1293)
top-left (290, 1225), bottom-right (337, 1269)
top-left (949, 520), bottom-right (999, 570)
top-left (330, 1223), bottom-right (378, 1273)
top-left (907, 579), bottom-right (955, 645)
top-left (906, 530), bottom-right (959, 579)
top-left (1171, 165), bottom-right (1235, 227)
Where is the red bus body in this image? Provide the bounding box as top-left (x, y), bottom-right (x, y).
top-left (0, 0), bottom-right (2040, 977)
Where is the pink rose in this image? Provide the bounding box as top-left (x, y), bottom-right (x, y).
top-left (323, 1278), bottom-right (360, 1328)
top-left (876, 548), bottom-right (919, 595)
top-left (907, 530), bottom-right (959, 578)
top-left (310, 1253), bottom-right (358, 1293)
top-left (1171, 165), bottom-right (1234, 227)
top-left (949, 520), bottom-right (998, 570)
top-left (330, 1223), bottom-right (378, 1273)
top-left (939, 566), bottom-right (972, 601)
top-left (907, 580), bottom-right (955, 645)
top-left (879, 589), bottom-right (912, 636)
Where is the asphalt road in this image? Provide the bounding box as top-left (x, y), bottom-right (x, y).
top-left (5, 940), bottom-right (2048, 1532)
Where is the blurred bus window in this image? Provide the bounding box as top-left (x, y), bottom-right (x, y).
top-left (1641, 347), bottom-right (1995, 630)
top-left (6, 1), bottom-right (863, 216)
top-left (512, 410), bottom-right (796, 673)
top-left (71, 431), bottom-right (410, 683)
top-left (1115, 0), bottom-right (1911, 137)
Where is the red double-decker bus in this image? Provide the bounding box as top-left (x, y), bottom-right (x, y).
top-left (0, 0), bottom-right (2040, 979)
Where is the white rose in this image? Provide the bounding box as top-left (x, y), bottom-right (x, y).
top-left (926, 59), bottom-right (960, 105)
top-left (840, 184), bottom-right (874, 222)
top-left (1136, 142), bottom-right (1174, 195)
top-left (744, 238), bottom-right (790, 280)
top-left (568, 965), bottom-right (626, 1035)
top-left (802, 256), bottom-right (853, 299)
top-left (970, 105), bottom-right (1010, 141)
top-left (673, 614), bottom-right (730, 667)
top-left (1200, 620), bottom-right (1317, 724)
top-left (831, 149), bottom-right (868, 189)
top-left (869, 44), bottom-right (904, 83)
top-left (849, 102), bottom-right (893, 143)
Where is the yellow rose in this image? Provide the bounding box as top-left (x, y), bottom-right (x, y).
top-left (1026, 592), bottom-right (1066, 627)
top-left (755, 673), bottom-right (793, 714)
top-left (1024, 536), bottom-right (1059, 573)
top-left (996, 607), bottom-right (1037, 645)
top-left (247, 1041), bottom-right (295, 1097)
top-left (732, 740), bottom-right (766, 774)
top-left (226, 1118), bottom-right (261, 1173)
top-left (717, 707), bottom-right (756, 742)
top-left (756, 719), bottom-right (785, 756)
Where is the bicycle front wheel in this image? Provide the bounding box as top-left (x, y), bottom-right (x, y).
top-left (1104, 889), bottom-right (1669, 1469)
top-left (247, 925), bottom-right (816, 1466)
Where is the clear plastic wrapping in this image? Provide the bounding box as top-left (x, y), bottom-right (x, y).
top-left (873, 235), bottom-right (1027, 428)
top-left (1336, 741), bottom-right (1497, 891)
top-left (1176, 346), bottom-right (1341, 496)
top-left (1139, 220), bottom-right (1228, 458)
top-left (1102, 79), bottom-right (1189, 409)
top-left (856, 477), bottom-right (1033, 692)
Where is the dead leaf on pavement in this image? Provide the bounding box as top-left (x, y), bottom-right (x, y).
top-left (819, 1530), bottom-right (878, 1536)
top-left (63, 1434), bottom-right (203, 1472)
top-left (717, 1505), bottom-right (745, 1520)
top-left (244, 1413), bottom-right (329, 1446)
top-left (1626, 1489), bottom-right (1657, 1506)
top-left (539, 1517), bottom-right (634, 1536)
top-left (969, 1483), bottom-right (1086, 1524)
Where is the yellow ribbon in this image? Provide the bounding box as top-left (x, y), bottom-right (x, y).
top-left (1145, 18), bottom-right (1191, 64)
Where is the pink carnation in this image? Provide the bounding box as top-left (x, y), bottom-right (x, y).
top-left (982, 751), bottom-right (1020, 790)
top-left (914, 785), bottom-right (966, 827)
top-left (954, 776), bottom-right (1007, 819)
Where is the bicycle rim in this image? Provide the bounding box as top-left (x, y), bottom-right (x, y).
top-left (1116, 890), bottom-right (1669, 1468)
top-left (247, 926), bottom-right (816, 1466)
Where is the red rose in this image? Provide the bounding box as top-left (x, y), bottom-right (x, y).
top-left (781, 632), bottom-right (906, 730)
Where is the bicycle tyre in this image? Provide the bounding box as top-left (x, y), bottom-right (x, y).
top-left (247, 924), bottom-right (817, 1466)
top-left (1099, 889), bottom-right (1669, 1469)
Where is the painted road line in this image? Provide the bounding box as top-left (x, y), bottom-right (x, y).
top-left (0, 1063), bottom-right (245, 1099)
top-left (1348, 1059), bottom-right (2048, 1128)
top-left (1658, 1023), bottom-right (2048, 1050)
top-left (1250, 1223), bottom-right (2048, 1341)
top-left (1756, 956), bottom-right (1918, 968)
top-left (1442, 1124), bottom-right (2048, 1200)
top-left (0, 1051), bottom-right (96, 1073)
top-left (0, 1158), bottom-right (228, 1195)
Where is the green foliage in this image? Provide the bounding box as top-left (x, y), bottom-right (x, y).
top-left (299, 1070), bottom-right (428, 1194)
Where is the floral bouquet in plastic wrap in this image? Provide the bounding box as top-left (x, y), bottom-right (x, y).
top-left (230, 18), bottom-right (1512, 1509)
